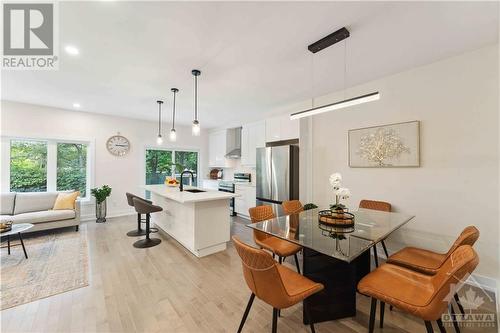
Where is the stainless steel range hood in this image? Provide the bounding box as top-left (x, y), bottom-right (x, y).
top-left (225, 127), bottom-right (242, 159)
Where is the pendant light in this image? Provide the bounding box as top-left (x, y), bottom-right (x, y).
top-left (156, 100), bottom-right (164, 145)
top-left (290, 27), bottom-right (379, 120)
top-left (191, 69), bottom-right (201, 136)
top-left (169, 88), bottom-right (178, 142)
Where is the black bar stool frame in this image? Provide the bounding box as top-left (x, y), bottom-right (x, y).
top-left (132, 197), bottom-right (162, 248)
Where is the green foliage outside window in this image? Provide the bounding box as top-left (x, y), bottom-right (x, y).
top-left (145, 149), bottom-right (199, 191)
top-left (57, 143), bottom-right (87, 196)
top-left (10, 140), bottom-right (47, 192)
top-left (10, 140), bottom-right (88, 195)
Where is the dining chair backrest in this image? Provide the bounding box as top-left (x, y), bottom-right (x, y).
top-left (248, 205), bottom-right (276, 242)
top-left (427, 245), bottom-right (479, 318)
top-left (445, 226), bottom-right (480, 257)
top-left (249, 205), bottom-right (276, 222)
top-left (232, 236), bottom-right (291, 308)
top-left (359, 199), bottom-right (392, 212)
top-left (282, 200), bottom-right (304, 215)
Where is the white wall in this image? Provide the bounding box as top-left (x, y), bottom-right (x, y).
top-left (0, 101), bottom-right (209, 219)
top-left (292, 45), bottom-right (499, 283)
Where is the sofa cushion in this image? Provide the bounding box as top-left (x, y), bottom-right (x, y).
top-left (53, 191), bottom-right (80, 210)
top-left (1, 210), bottom-right (76, 225)
top-left (13, 192), bottom-right (59, 215)
top-left (0, 193), bottom-right (16, 215)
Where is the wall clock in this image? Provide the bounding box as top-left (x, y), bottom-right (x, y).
top-left (106, 134), bottom-right (130, 156)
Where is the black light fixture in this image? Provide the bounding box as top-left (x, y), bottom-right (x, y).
top-left (291, 27), bottom-right (380, 120)
top-left (169, 88), bottom-right (178, 142)
top-left (191, 69), bottom-right (201, 136)
top-left (156, 100), bottom-right (164, 145)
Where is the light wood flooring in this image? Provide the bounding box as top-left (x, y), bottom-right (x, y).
top-left (0, 215), bottom-right (496, 333)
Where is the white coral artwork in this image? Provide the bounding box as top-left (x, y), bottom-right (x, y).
top-left (349, 121), bottom-right (420, 167)
top-left (357, 128), bottom-right (410, 166)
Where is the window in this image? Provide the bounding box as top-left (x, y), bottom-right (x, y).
top-left (145, 148), bottom-right (199, 198)
top-left (5, 138), bottom-right (91, 198)
top-left (10, 140), bottom-right (47, 192)
top-left (57, 143), bottom-right (88, 196)
top-left (146, 149), bottom-right (173, 186)
top-left (174, 151), bottom-right (198, 186)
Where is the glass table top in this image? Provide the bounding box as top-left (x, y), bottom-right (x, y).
top-left (247, 208), bottom-right (415, 262)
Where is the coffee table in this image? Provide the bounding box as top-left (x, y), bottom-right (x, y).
top-left (0, 223), bottom-right (34, 259)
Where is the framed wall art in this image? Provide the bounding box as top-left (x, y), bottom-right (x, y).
top-left (348, 120), bottom-right (420, 168)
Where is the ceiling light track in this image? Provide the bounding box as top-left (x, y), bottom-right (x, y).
top-left (293, 27), bottom-right (380, 120)
top-left (290, 92), bottom-right (380, 120)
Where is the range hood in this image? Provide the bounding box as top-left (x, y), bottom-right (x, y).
top-left (225, 127), bottom-right (242, 159)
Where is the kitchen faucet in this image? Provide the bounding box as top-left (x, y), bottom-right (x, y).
top-left (179, 170), bottom-right (194, 192)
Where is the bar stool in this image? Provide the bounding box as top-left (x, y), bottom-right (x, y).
top-left (125, 192), bottom-right (148, 236)
top-left (132, 197), bottom-right (162, 248)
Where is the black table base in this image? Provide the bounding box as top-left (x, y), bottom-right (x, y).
top-left (302, 247), bottom-right (370, 324)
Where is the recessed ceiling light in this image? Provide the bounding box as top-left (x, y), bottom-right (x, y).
top-left (73, 103), bottom-right (81, 108)
top-left (65, 45), bottom-right (79, 55)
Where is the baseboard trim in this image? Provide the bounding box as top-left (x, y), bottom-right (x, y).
top-left (81, 211), bottom-right (135, 222)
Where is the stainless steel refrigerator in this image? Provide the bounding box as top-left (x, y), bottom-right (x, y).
top-left (256, 145), bottom-right (299, 216)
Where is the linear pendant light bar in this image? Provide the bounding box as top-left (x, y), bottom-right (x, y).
top-left (290, 92), bottom-right (380, 120)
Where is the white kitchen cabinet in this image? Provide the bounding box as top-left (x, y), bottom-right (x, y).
top-left (234, 184), bottom-right (256, 218)
top-left (208, 130), bottom-right (227, 167)
top-left (265, 114), bottom-right (299, 143)
top-left (241, 121), bottom-right (265, 167)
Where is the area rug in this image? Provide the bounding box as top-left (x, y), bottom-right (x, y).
top-left (0, 226), bottom-right (89, 310)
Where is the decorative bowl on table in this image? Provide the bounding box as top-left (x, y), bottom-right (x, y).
top-left (165, 178), bottom-right (180, 187)
top-left (318, 209), bottom-right (355, 229)
top-left (0, 221), bottom-right (13, 233)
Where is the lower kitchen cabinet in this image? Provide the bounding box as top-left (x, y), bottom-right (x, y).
top-left (234, 185), bottom-right (256, 219)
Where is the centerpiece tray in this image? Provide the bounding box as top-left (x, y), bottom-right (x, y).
top-left (318, 209), bottom-right (355, 229)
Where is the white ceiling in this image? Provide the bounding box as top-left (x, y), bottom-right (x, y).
top-left (2, 1), bottom-right (498, 128)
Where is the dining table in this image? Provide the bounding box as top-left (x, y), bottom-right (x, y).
top-left (247, 207), bottom-right (415, 324)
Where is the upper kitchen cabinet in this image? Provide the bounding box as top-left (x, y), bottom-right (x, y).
top-left (241, 121), bottom-right (265, 167)
top-left (208, 130), bottom-right (227, 167)
top-left (265, 114), bottom-right (299, 143)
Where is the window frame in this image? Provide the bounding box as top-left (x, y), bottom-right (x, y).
top-left (1, 136), bottom-right (95, 202)
top-left (142, 146), bottom-right (200, 195)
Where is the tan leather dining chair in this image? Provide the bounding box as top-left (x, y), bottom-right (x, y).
top-left (387, 226), bottom-right (479, 315)
top-left (248, 205), bottom-right (302, 274)
top-left (282, 200), bottom-right (304, 215)
top-left (359, 199), bottom-right (391, 267)
top-left (233, 236), bottom-right (323, 333)
top-left (358, 245), bottom-right (479, 333)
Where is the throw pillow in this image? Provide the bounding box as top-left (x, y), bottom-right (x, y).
top-left (53, 191), bottom-right (80, 210)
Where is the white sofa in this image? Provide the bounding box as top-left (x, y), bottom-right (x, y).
top-left (0, 192), bottom-right (81, 232)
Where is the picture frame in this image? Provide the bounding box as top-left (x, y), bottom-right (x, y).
top-left (348, 120), bottom-right (420, 168)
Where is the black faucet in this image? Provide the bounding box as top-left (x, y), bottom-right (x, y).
top-left (179, 170), bottom-right (194, 192)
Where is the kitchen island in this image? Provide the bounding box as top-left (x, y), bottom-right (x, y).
top-left (142, 184), bottom-right (237, 257)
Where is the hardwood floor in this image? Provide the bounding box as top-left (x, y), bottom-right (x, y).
top-left (0, 215), bottom-right (495, 333)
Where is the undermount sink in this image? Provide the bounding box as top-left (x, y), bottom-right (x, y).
top-left (184, 189), bottom-right (206, 193)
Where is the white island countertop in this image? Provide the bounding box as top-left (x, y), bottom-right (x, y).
top-left (143, 184), bottom-right (238, 204)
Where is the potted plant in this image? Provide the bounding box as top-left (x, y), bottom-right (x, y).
top-left (303, 203), bottom-right (318, 211)
top-left (329, 173), bottom-right (351, 218)
top-left (91, 185), bottom-right (112, 223)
